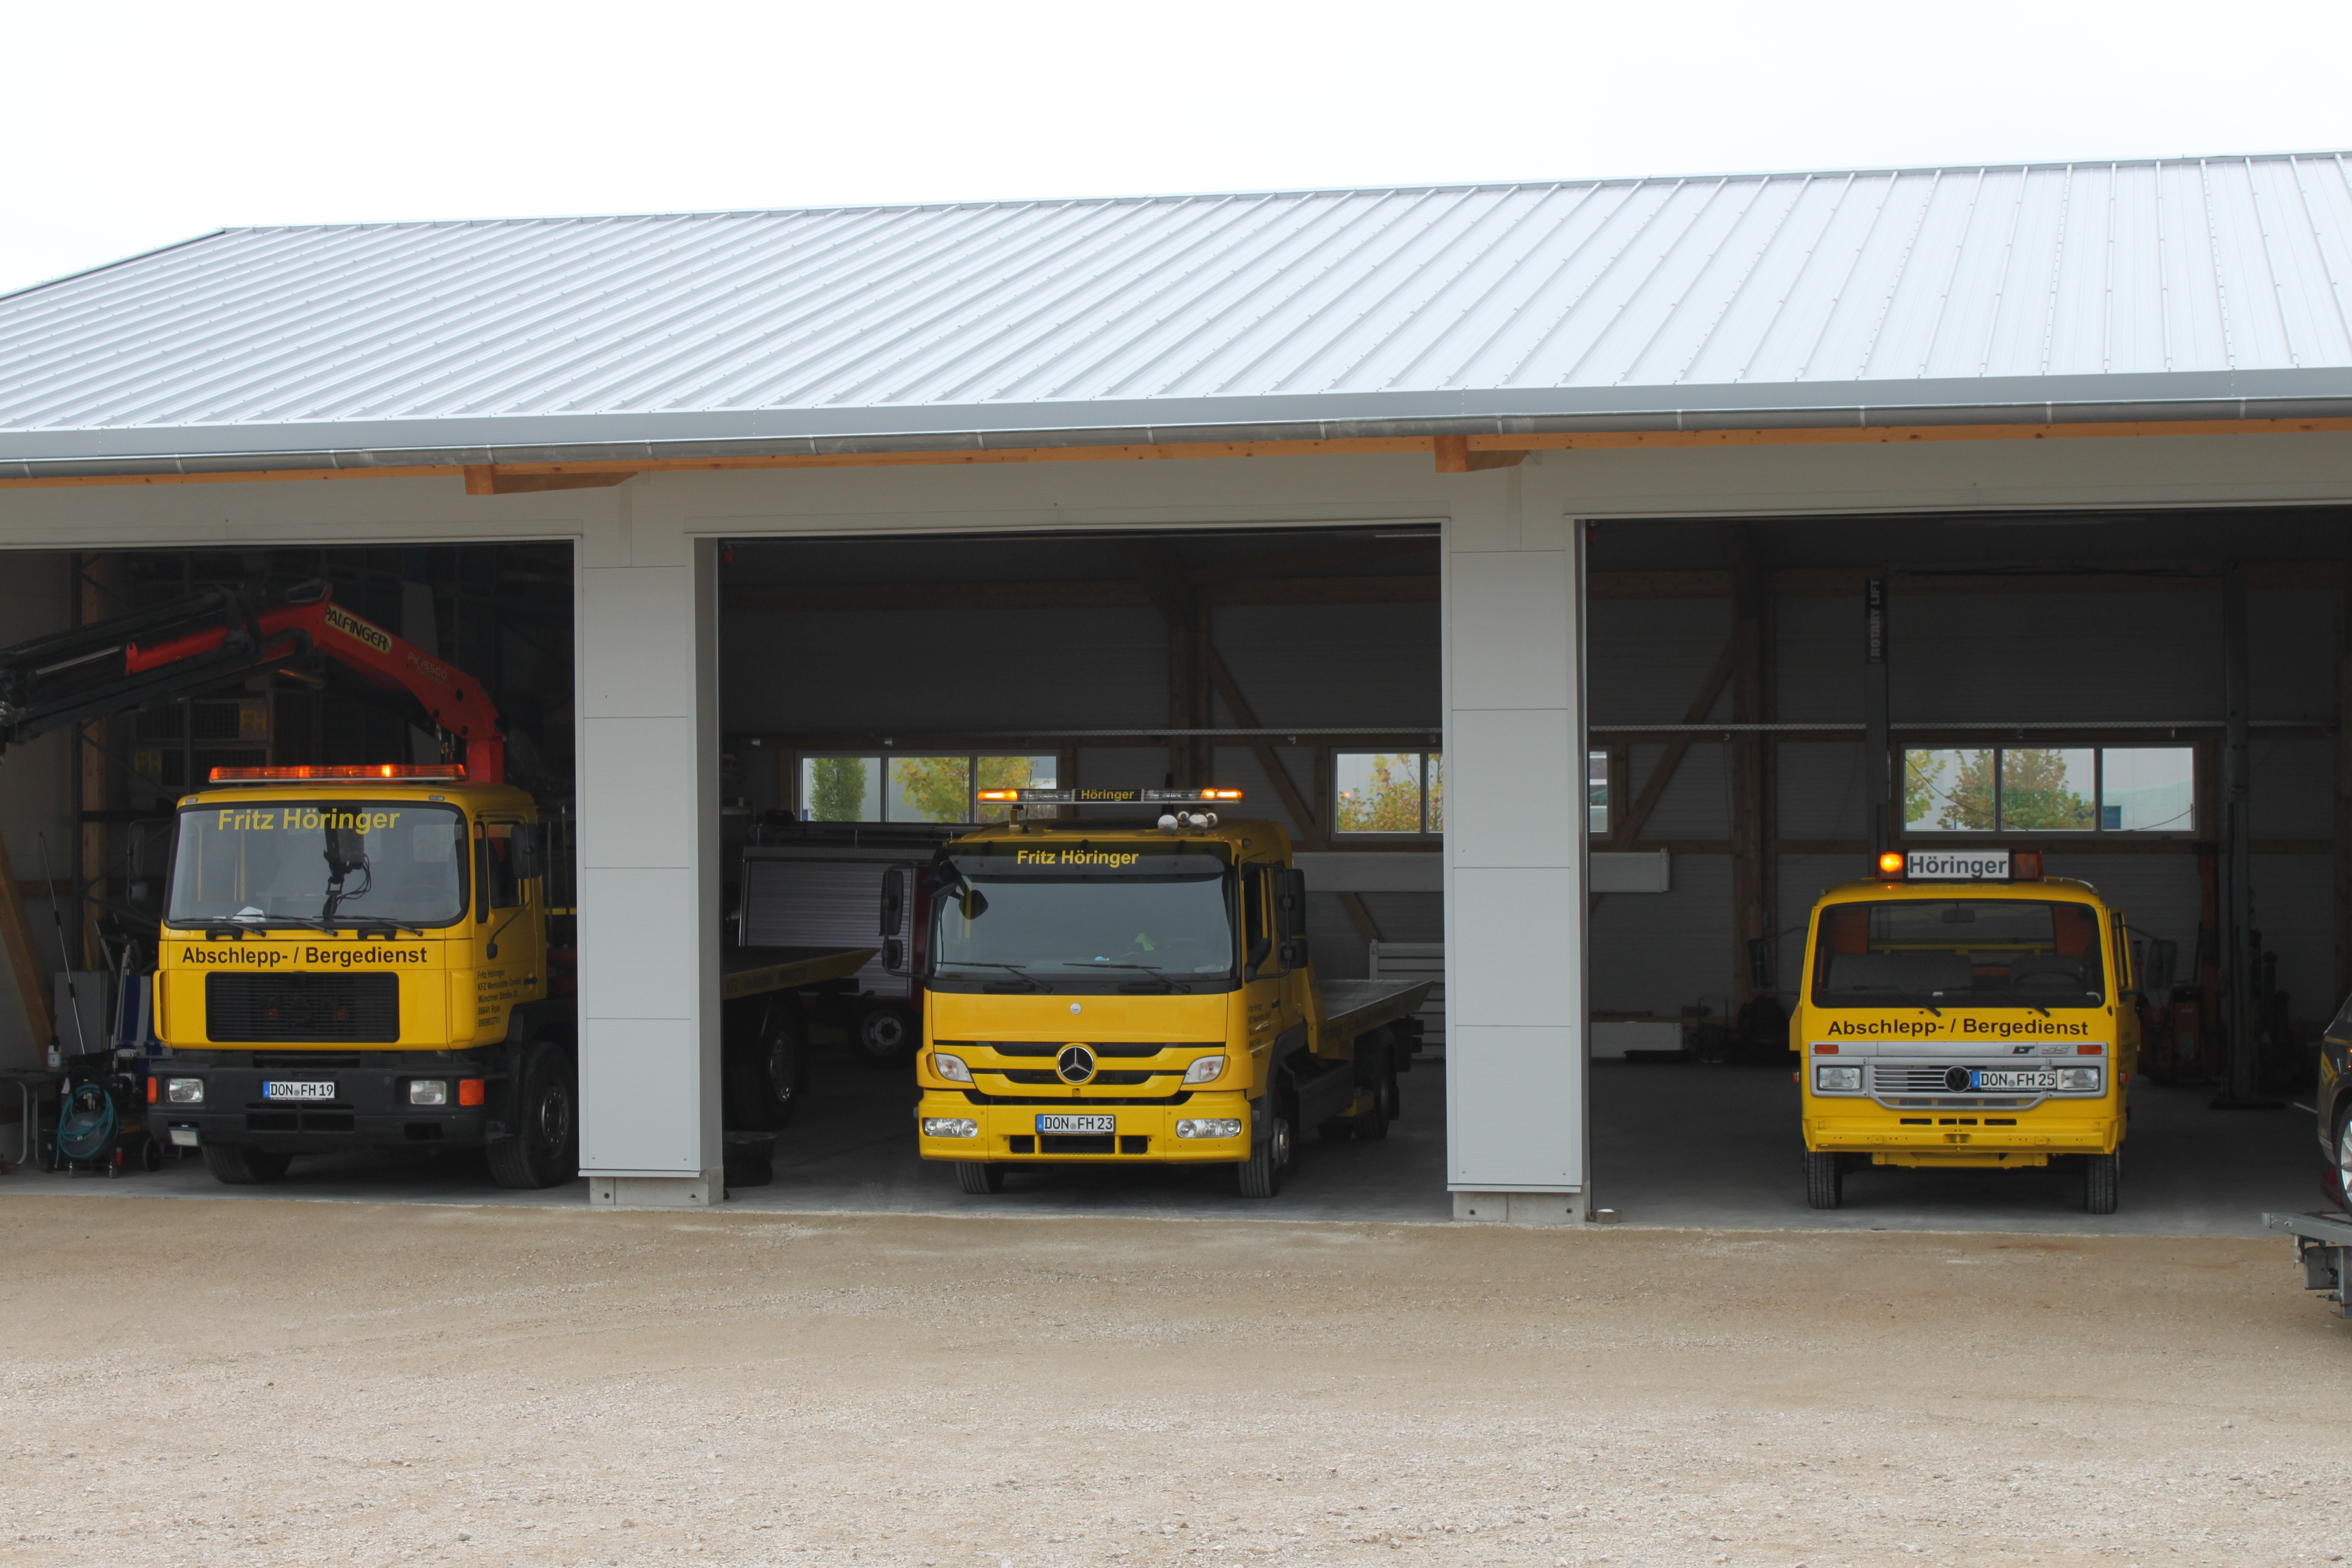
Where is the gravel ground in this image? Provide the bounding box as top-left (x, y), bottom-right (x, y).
top-left (0, 1195), bottom-right (2345, 1568)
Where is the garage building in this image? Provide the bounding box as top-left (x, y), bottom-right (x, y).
top-left (2, 155), bottom-right (2348, 1220)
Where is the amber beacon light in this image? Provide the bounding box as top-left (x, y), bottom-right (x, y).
top-left (208, 763), bottom-right (469, 783)
top-left (1875, 851), bottom-right (1906, 880)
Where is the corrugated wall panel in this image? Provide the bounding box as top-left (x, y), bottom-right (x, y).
top-left (1588, 598), bottom-right (1733, 728)
top-left (722, 606), bottom-right (1165, 733)
top-left (1210, 603), bottom-right (1441, 732)
top-left (2252, 855), bottom-right (2337, 1023)
top-left (1590, 855), bottom-right (1734, 1017)
top-left (1778, 742), bottom-right (1869, 839)
top-left (1625, 742), bottom-right (1732, 839)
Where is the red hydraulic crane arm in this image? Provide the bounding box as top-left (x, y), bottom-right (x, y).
top-left (127, 591), bottom-right (507, 785)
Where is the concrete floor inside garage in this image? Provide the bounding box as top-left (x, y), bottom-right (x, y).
top-left (11, 1035), bottom-right (2312, 1234)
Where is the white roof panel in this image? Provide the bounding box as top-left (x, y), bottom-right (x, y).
top-left (4, 154), bottom-right (2351, 475)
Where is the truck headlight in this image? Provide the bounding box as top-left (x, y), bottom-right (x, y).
top-left (1176, 1119), bottom-right (1243, 1138)
top-left (932, 1054), bottom-right (973, 1083)
top-left (407, 1079), bottom-right (448, 1106)
top-left (164, 1078), bottom-right (204, 1105)
top-left (2056, 1067), bottom-right (2104, 1092)
top-left (922, 1118), bottom-right (979, 1138)
top-left (1813, 1066), bottom-right (1862, 1093)
top-left (1181, 1055), bottom-right (1225, 1084)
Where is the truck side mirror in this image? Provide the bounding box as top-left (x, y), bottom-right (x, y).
top-left (879, 868), bottom-right (907, 936)
top-left (1746, 936), bottom-right (1774, 991)
top-left (512, 824), bottom-right (545, 881)
top-left (1274, 868), bottom-right (1309, 939)
top-left (1278, 937), bottom-right (1310, 969)
top-left (883, 938), bottom-right (905, 972)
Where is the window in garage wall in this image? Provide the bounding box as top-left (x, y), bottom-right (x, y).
top-left (1902, 746), bottom-right (2196, 835)
top-left (794, 753), bottom-right (1059, 825)
top-left (1328, 748), bottom-right (1614, 836)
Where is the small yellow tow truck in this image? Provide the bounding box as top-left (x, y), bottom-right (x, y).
top-left (910, 788), bottom-right (1430, 1197)
top-left (1796, 848), bottom-right (2138, 1214)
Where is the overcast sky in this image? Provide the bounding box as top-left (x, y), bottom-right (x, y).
top-left (7, 0), bottom-right (2350, 298)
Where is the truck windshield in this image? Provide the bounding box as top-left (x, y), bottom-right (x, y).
top-left (167, 801), bottom-right (468, 929)
top-left (929, 855), bottom-right (1234, 987)
top-left (1810, 898), bottom-right (2106, 1009)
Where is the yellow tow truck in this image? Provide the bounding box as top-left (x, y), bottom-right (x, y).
top-left (910, 789), bottom-right (1430, 1197)
top-left (1796, 847), bottom-right (2139, 1214)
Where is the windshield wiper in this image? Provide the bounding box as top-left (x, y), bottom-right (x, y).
top-left (1072, 961), bottom-right (1190, 993)
top-left (938, 961), bottom-right (1049, 992)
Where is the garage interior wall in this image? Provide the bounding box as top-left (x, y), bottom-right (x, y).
top-left (0, 552), bottom-right (73, 1069)
top-left (1585, 509), bottom-right (2349, 1037)
top-left (715, 534), bottom-right (1444, 984)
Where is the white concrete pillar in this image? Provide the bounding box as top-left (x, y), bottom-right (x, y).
top-left (575, 501), bottom-right (723, 1207)
top-left (1442, 470), bottom-right (1590, 1224)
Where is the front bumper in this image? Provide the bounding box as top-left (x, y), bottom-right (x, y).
top-left (1804, 1099), bottom-right (2122, 1164)
top-left (915, 1090), bottom-right (1251, 1164)
top-left (147, 1059), bottom-right (505, 1152)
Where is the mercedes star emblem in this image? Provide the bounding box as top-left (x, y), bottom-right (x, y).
top-left (1056, 1045), bottom-right (1097, 1085)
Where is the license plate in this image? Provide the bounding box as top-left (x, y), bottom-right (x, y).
top-left (1036, 1114), bottom-right (1116, 1134)
top-left (1969, 1070), bottom-right (2058, 1091)
top-left (262, 1080), bottom-right (338, 1101)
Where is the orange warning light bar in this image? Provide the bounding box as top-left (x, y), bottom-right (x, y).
top-left (208, 763), bottom-right (468, 784)
top-left (1875, 851), bottom-right (1906, 880)
top-left (977, 789), bottom-right (1020, 802)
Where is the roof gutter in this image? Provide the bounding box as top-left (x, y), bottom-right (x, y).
top-left (6, 391), bottom-right (2352, 487)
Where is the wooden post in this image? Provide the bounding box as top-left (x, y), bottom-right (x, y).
top-left (0, 832), bottom-right (53, 1055)
top-left (1727, 528), bottom-right (1776, 1010)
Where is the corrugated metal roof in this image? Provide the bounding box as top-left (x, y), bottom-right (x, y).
top-left (6, 153), bottom-right (2352, 475)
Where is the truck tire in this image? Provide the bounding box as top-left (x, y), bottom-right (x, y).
top-left (724, 1000), bottom-right (807, 1131)
top-left (954, 1161), bottom-right (1004, 1194)
top-left (853, 1002), bottom-right (917, 1066)
top-left (2333, 1108), bottom-right (2352, 1209)
top-left (2082, 1151), bottom-right (2121, 1215)
top-left (1237, 1115), bottom-right (1290, 1199)
top-left (1355, 1038), bottom-right (1393, 1140)
top-left (202, 1143), bottom-right (292, 1185)
top-left (1803, 1151), bottom-right (1842, 1210)
top-left (486, 1044), bottom-right (579, 1190)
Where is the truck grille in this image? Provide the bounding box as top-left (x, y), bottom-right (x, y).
top-left (1871, 1064), bottom-right (1986, 1094)
top-left (206, 974), bottom-right (398, 1043)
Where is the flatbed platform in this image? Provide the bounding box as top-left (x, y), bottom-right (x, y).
top-left (1319, 978), bottom-right (1434, 1041)
top-left (722, 945), bottom-right (878, 1002)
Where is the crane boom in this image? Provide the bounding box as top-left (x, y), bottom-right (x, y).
top-left (0, 581), bottom-right (506, 784)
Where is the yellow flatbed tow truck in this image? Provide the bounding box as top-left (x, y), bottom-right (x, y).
top-left (1796, 847), bottom-right (2139, 1214)
top-left (910, 788), bottom-right (1430, 1197)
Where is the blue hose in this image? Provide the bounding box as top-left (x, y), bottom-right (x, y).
top-left (56, 1082), bottom-right (117, 1164)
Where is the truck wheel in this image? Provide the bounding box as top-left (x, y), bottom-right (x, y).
top-left (724, 1000), bottom-right (807, 1131)
top-left (202, 1143), bottom-right (292, 1185)
top-left (2333, 1109), bottom-right (2352, 1209)
top-left (2082, 1151), bottom-right (2121, 1215)
top-left (1354, 1039), bottom-right (1392, 1141)
top-left (853, 1002), bottom-right (917, 1066)
top-left (487, 1044), bottom-right (579, 1190)
top-left (1804, 1151), bottom-right (1842, 1210)
top-left (1381, 1050), bottom-right (1404, 1121)
top-left (954, 1161), bottom-right (1004, 1195)
top-left (1237, 1116), bottom-right (1290, 1199)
